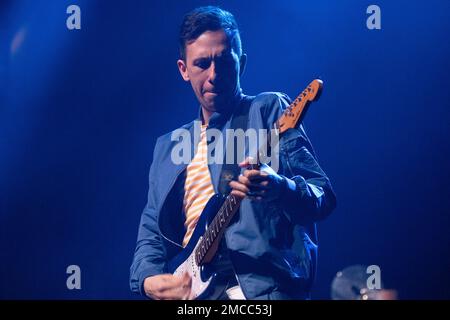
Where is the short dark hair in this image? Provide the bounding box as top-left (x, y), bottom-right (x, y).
top-left (178, 6), bottom-right (242, 61)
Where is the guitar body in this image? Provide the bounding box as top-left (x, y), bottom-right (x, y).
top-left (168, 193), bottom-right (228, 300)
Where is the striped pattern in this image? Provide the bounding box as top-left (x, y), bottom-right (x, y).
top-left (182, 125), bottom-right (215, 247)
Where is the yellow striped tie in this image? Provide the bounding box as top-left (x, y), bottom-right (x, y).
top-left (182, 125), bottom-right (215, 247)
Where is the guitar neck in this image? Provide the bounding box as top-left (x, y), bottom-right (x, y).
top-left (195, 141), bottom-right (268, 265)
top-left (275, 85), bottom-right (317, 134)
top-left (195, 193), bottom-right (242, 265)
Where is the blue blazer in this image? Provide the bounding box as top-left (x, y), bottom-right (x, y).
top-left (130, 92), bottom-right (336, 299)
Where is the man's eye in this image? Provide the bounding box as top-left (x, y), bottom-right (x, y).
top-left (217, 55), bottom-right (234, 66)
top-left (195, 60), bottom-right (210, 69)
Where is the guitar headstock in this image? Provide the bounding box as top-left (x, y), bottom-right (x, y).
top-left (276, 79), bottom-right (323, 134)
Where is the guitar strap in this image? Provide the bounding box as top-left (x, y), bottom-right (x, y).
top-left (218, 95), bottom-right (255, 195)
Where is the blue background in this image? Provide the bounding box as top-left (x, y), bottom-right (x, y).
top-left (1, 0), bottom-right (449, 299)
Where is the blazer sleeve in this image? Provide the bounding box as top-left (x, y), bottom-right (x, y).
top-left (129, 138), bottom-right (167, 296)
top-left (259, 92), bottom-right (337, 225)
top-left (279, 123), bottom-right (337, 225)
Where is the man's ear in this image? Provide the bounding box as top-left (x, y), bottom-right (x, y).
top-left (177, 59), bottom-right (190, 81)
top-left (239, 53), bottom-right (247, 77)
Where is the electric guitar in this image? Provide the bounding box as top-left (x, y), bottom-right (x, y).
top-left (168, 79), bottom-right (323, 299)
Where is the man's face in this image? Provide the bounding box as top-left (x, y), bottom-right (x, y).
top-left (177, 29), bottom-right (245, 114)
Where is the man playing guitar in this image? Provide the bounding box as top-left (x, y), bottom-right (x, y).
top-left (130, 6), bottom-right (336, 300)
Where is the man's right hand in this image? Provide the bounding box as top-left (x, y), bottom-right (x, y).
top-left (143, 272), bottom-right (192, 300)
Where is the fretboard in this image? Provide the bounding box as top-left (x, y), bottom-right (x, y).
top-left (194, 193), bottom-right (242, 265)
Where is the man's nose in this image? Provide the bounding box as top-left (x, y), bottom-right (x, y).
top-left (208, 62), bottom-right (218, 84)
